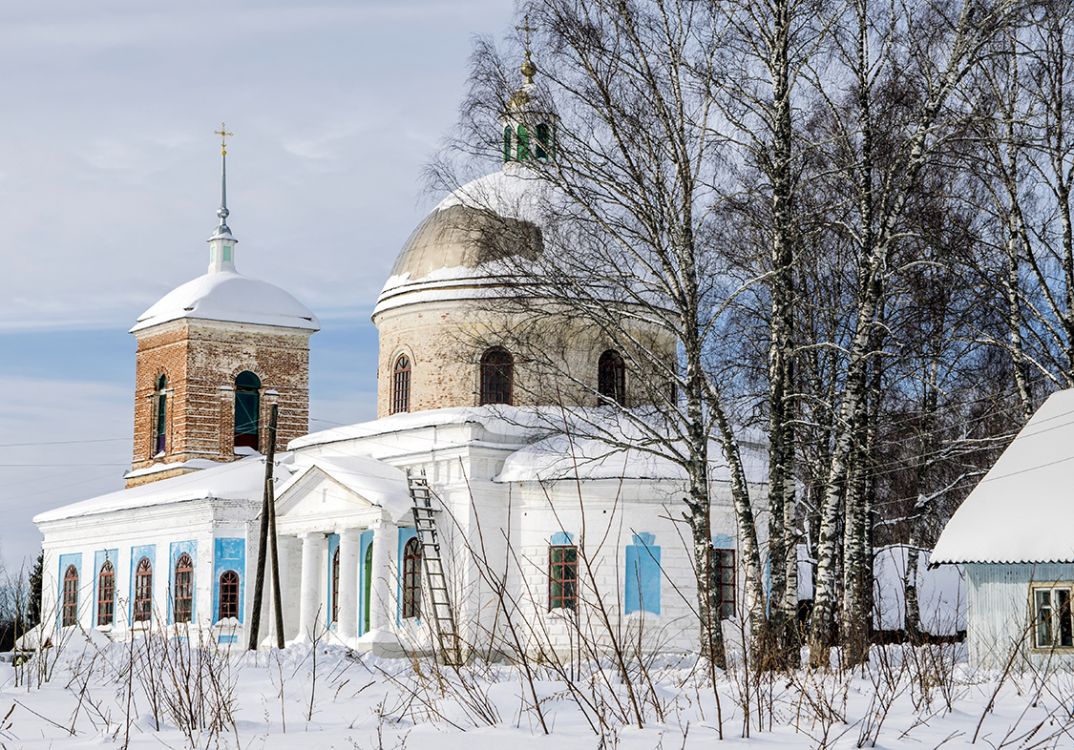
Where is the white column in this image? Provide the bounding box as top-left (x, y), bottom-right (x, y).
top-left (270, 534), bottom-right (300, 643)
top-left (337, 529), bottom-right (360, 642)
top-left (368, 519), bottom-right (396, 633)
top-left (298, 532), bottom-right (324, 640)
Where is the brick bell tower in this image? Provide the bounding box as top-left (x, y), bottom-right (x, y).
top-left (125, 126), bottom-right (320, 488)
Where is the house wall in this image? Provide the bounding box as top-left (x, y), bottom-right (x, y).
top-left (965, 562), bottom-right (1074, 670)
top-left (308, 419), bottom-right (758, 659)
top-left (39, 497), bottom-right (258, 645)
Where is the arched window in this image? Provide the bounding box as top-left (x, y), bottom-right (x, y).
top-left (97, 560), bottom-right (115, 627)
top-left (503, 125), bottom-right (513, 162)
top-left (402, 537), bottom-right (422, 619)
top-left (391, 355), bottom-right (411, 414)
top-left (62, 565), bottom-right (79, 627)
top-left (363, 542), bottom-right (373, 633)
top-left (331, 547), bottom-right (341, 623)
top-left (134, 557), bottom-right (153, 623)
top-left (173, 553), bottom-right (193, 624)
top-left (536, 122), bottom-right (553, 160)
top-left (234, 371), bottom-right (261, 450)
top-left (516, 124), bottom-right (530, 161)
top-left (218, 570), bottom-right (240, 621)
top-left (480, 347), bottom-right (513, 405)
top-left (597, 350), bottom-right (627, 406)
top-left (153, 374), bottom-right (168, 455)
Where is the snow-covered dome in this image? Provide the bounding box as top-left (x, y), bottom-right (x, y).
top-left (373, 164), bottom-right (559, 318)
top-left (130, 269), bottom-right (320, 333)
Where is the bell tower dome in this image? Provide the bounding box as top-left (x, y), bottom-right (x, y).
top-left (125, 126), bottom-right (320, 487)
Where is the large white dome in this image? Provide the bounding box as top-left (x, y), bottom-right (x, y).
top-left (373, 165), bottom-right (559, 318)
top-left (130, 270), bottom-right (320, 333)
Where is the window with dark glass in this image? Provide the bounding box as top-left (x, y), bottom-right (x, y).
top-left (402, 537), bottom-right (422, 619)
top-left (536, 122), bottom-right (552, 160)
top-left (712, 547), bottom-right (736, 620)
top-left (234, 371), bottom-right (261, 449)
top-left (134, 557), bottom-right (153, 623)
top-left (62, 565), bottom-right (79, 627)
top-left (173, 553), bottom-right (193, 624)
top-left (97, 560), bottom-right (115, 627)
top-left (218, 570), bottom-right (240, 621)
top-left (480, 347), bottom-right (513, 405)
top-left (548, 545), bottom-right (578, 611)
top-left (153, 374), bottom-right (168, 455)
top-left (516, 124), bottom-right (530, 160)
top-left (597, 349), bottom-right (627, 406)
top-left (391, 355), bottom-right (411, 414)
top-left (503, 125), bottom-right (513, 162)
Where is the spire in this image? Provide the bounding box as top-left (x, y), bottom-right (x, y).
top-left (207, 123), bottom-right (238, 273)
top-left (519, 15), bottom-right (537, 85)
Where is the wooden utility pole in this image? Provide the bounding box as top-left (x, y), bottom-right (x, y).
top-left (247, 404), bottom-right (279, 650)
top-left (266, 405), bottom-right (285, 647)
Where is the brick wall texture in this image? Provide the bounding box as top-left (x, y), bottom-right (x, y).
top-left (129, 319), bottom-right (312, 486)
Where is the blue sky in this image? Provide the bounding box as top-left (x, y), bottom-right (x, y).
top-left (0, 0), bottom-right (515, 573)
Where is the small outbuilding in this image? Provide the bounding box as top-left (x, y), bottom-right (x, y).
top-left (932, 389), bottom-right (1074, 669)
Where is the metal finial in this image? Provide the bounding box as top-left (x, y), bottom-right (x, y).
top-left (213, 122), bottom-right (234, 233)
top-left (517, 16), bottom-right (538, 84)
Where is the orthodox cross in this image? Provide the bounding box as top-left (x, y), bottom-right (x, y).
top-left (215, 122), bottom-right (234, 157)
top-left (517, 16), bottom-right (537, 55)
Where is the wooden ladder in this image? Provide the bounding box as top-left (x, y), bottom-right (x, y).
top-left (407, 470), bottom-right (462, 666)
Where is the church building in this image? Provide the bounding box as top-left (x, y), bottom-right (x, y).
top-left (34, 67), bottom-right (765, 657)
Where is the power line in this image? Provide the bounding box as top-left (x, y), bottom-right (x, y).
top-left (0, 463), bottom-right (129, 468)
top-left (0, 437), bottom-right (131, 448)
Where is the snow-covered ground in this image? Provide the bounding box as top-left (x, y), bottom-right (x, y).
top-left (2, 632), bottom-right (1074, 749)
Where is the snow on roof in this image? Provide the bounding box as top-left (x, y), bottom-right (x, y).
top-left (289, 405), bottom-right (545, 450)
top-left (123, 458), bottom-right (221, 481)
top-left (373, 165), bottom-right (562, 317)
top-left (130, 270), bottom-right (319, 333)
top-left (276, 454), bottom-right (413, 522)
top-left (495, 431), bottom-right (768, 484)
top-left (932, 388), bottom-right (1074, 565)
top-left (34, 455), bottom-right (293, 524)
top-left (433, 163), bottom-right (557, 221)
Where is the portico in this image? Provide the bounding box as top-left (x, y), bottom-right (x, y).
top-left (270, 455), bottom-right (412, 650)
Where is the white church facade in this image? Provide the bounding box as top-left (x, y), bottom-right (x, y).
top-left (34, 80), bottom-right (766, 658)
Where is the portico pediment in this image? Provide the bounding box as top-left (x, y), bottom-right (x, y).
top-left (274, 469), bottom-right (386, 538)
top-left (273, 455), bottom-right (412, 535)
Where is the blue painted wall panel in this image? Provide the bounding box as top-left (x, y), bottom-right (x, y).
top-left (128, 544), bottom-right (156, 625)
top-left (212, 538), bottom-right (245, 623)
top-left (56, 552), bottom-right (82, 629)
top-left (168, 540), bottom-right (197, 624)
top-left (625, 533), bottom-right (661, 615)
top-left (92, 548), bottom-right (118, 627)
